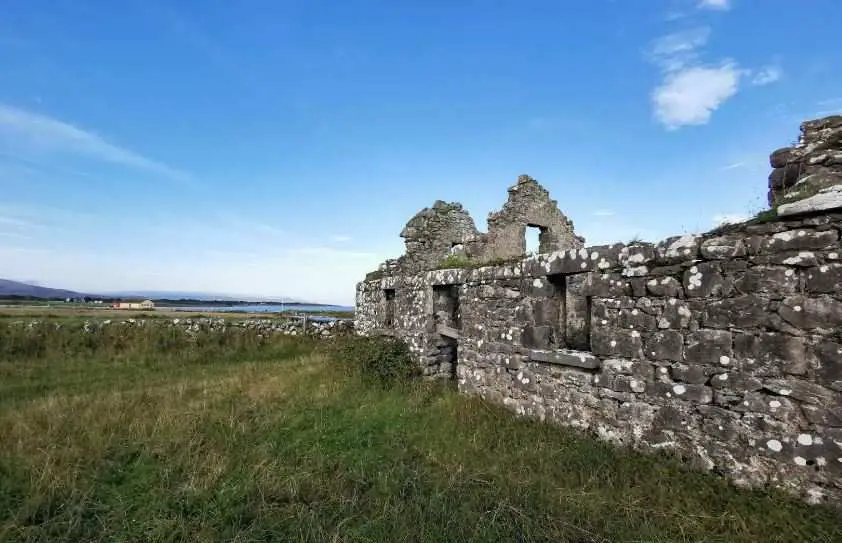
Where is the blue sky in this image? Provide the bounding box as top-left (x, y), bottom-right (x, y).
top-left (1, 0), bottom-right (840, 305)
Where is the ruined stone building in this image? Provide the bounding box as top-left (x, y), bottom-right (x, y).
top-left (355, 115), bottom-right (842, 505)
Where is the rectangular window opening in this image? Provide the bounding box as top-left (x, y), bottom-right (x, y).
top-left (546, 273), bottom-right (591, 351)
top-left (432, 284), bottom-right (461, 379)
top-left (383, 289), bottom-right (396, 328)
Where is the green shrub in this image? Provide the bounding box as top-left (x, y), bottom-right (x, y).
top-left (436, 254), bottom-right (471, 269)
top-left (330, 336), bottom-right (418, 387)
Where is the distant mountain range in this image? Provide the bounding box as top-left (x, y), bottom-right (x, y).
top-left (0, 279), bottom-right (89, 300)
top-left (0, 280), bottom-right (303, 303)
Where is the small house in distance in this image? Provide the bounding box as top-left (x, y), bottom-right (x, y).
top-left (111, 300), bottom-right (155, 310)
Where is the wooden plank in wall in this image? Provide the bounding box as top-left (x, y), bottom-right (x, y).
top-left (436, 324), bottom-right (460, 339)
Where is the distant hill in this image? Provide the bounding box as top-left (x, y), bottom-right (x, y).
top-left (0, 279), bottom-right (89, 300)
top-left (103, 291), bottom-right (304, 303)
top-left (0, 280), bottom-right (306, 304)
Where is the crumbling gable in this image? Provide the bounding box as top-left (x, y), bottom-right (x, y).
top-left (386, 175), bottom-right (583, 275)
top-left (397, 200), bottom-right (481, 273)
top-left (483, 175), bottom-right (584, 262)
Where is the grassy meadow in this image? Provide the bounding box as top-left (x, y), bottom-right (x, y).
top-left (0, 321), bottom-right (840, 542)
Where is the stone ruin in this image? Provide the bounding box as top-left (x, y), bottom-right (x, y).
top-left (769, 115), bottom-right (842, 216)
top-left (355, 115), bottom-right (842, 505)
top-left (368, 175), bottom-right (583, 278)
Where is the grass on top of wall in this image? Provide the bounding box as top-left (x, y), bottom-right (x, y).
top-left (0, 321), bottom-right (840, 542)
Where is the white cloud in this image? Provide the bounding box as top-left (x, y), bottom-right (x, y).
top-left (593, 209), bottom-right (616, 217)
top-left (332, 235), bottom-right (352, 242)
top-left (720, 161), bottom-right (745, 170)
top-left (751, 66), bottom-right (782, 86)
top-left (712, 213), bottom-right (748, 226)
top-left (698, 0), bottom-right (730, 10)
top-left (652, 63), bottom-right (741, 129)
top-left (0, 104), bottom-right (193, 184)
top-left (648, 28), bottom-right (711, 72)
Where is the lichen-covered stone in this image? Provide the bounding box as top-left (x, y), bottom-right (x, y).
top-left (683, 262), bottom-right (730, 298)
top-left (804, 263), bottom-right (842, 293)
top-left (779, 295), bottom-right (842, 330)
top-left (702, 295), bottom-right (769, 329)
top-left (734, 333), bottom-right (807, 377)
top-left (685, 330), bottom-right (732, 366)
top-left (645, 331), bottom-right (684, 361)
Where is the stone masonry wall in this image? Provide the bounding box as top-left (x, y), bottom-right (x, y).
top-left (355, 118), bottom-right (842, 505)
top-left (357, 213), bottom-right (842, 505)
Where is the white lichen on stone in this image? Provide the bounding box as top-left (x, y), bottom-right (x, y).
top-left (794, 456), bottom-right (807, 466)
top-left (719, 356), bottom-right (730, 366)
top-left (767, 439), bottom-right (783, 452)
top-left (797, 434), bottom-right (813, 446)
top-left (672, 384), bottom-right (686, 395)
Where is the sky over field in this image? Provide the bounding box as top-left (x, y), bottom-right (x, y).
top-left (1, 0), bottom-right (841, 304)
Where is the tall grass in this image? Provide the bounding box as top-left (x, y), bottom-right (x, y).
top-left (0, 321), bottom-right (840, 542)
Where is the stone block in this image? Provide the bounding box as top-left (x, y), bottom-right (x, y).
top-left (763, 229), bottom-right (838, 253)
top-left (814, 340), bottom-right (842, 391)
top-left (669, 363), bottom-right (711, 384)
top-left (733, 332), bottom-right (807, 376)
top-left (655, 234), bottom-right (702, 264)
top-left (646, 276), bottom-right (682, 297)
top-left (734, 265), bottom-right (799, 296)
top-left (762, 379), bottom-right (837, 405)
top-left (586, 273), bottom-right (631, 297)
top-left (702, 295), bottom-right (770, 329)
top-left (660, 298), bottom-right (694, 329)
top-left (685, 329), bottom-right (732, 366)
top-left (701, 235), bottom-right (748, 260)
top-left (618, 308), bottom-right (658, 331)
top-left (683, 262), bottom-right (730, 298)
top-left (528, 349), bottom-right (600, 370)
top-left (645, 330), bottom-right (684, 361)
top-left (805, 263), bottom-right (842, 293)
top-left (591, 327), bottom-right (643, 359)
top-left (779, 295), bottom-right (842, 330)
top-left (648, 381), bottom-right (713, 403)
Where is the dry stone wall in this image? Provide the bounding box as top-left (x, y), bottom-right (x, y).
top-left (355, 118), bottom-right (842, 506)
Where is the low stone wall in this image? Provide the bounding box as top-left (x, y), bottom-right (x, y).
top-left (11, 317), bottom-right (355, 338)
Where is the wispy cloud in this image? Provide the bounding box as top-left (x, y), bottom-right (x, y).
top-left (332, 235), bottom-right (352, 242)
top-left (0, 215), bottom-right (37, 229)
top-left (647, 27), bottom-right (711, 72)
top-left (720, 161), bottom-right (745, 170)
top-left (751, 66), bottom-right (782, 86)
top-left (0, 104), bottom-right (194, 185)
top-left (593, 209), bottom-right (616, 217)
top-left (698, 0), bottom-right (731, 11)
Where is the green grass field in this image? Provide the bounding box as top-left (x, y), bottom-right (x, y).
top-left (0, 322), bottom-right (839, 542)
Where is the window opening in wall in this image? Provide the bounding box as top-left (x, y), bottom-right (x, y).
top-left (383, 289), bottom-right (396, 328)
top-left (432, 284), bottom-right (460, 379)
top-left (546, 273), bottom-right (592, 351)
top-left (547, 274), bottom-right (567, 348)
top-left (525, 225), bottom-right (542, 255)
